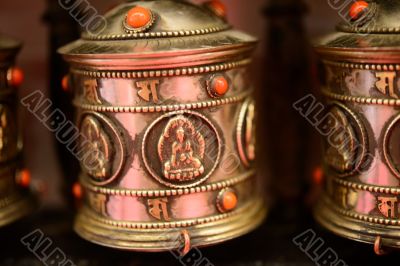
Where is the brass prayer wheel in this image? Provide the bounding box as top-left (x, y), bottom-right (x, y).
top-left (313, 0), bottom-right (400, 252)
top-left (0, 34), bottom-right (35, 227)
top-left (59, 0), bottom-right (266, 251)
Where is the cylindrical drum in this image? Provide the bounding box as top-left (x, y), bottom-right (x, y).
top-left (59, 0), bottom-right (266, 251)
top-left (314, 0), bottom-right (400, 252)
top-left (0, 34), bottom-right (35, 227)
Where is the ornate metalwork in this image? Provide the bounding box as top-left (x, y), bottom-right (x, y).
top-left (78, 112), bottom-right (125, 186)
top-left (80, 116), bottom-right (112, 181)
top-left (60, 0), bottom-right (265, 252)
top-left (314, 0), bottom-right (400, 253)
top-left (237, 98), bottom-right (256, 167)
top-left (0, 34), bottom-right (35, 227)
top-left (142, 110), bottom-right (221, 188)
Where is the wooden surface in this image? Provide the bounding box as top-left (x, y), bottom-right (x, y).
top-left (0, 205), bottom-right (399, 266)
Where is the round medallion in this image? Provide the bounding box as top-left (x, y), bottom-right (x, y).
top-left (142, 110), bottom-right (221, 188)
top-left (236, 98), bottom-right (256, 167)
top-left (382, 114), bottom-right (400, 179)
top-left (323, 102), bottom-right (367, 177)
top-left (78, 112), bottom-right (124, 186)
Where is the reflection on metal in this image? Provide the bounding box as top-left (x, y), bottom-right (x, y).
top-left (314, 0), bottom-right (400, 253)
top-left (60, 0), bottom-right (266, 252)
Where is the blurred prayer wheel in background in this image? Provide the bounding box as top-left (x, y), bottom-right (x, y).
top-left (0, 34), bottom-right (35, 227)
top-left (59, 0), bottom-right (266, 252)
top-left (314, 0), bottom-right (400, 253)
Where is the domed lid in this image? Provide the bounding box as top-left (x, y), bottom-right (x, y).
top-left (59, 0), bottom-right (257, 69)
top-left (0, 34), bottom-right (21, 63)
top-left (315, 0), bottom-right (400, 63)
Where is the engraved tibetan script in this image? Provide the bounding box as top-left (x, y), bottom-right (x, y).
top-left (378, 196), bottom-right (398, 218)
top-left (135, 80), bottom-right (160, 103)
top-left (83, 79), bottom-right (102, 104)
top-left (375, 72), bottom-right (398, 98)
top-left (147, 198), bottom-right (170, 221)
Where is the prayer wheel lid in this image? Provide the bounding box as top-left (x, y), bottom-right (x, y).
top-left (59, 0), bottom-right (257, 69)
top-left (314, 0), bottom-right (400, 63)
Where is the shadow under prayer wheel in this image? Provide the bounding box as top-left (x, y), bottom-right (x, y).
top-left (313, 0), bottom-right (400, 253)
top-left (59, 0), bottom-right (266, 252)
top-left (0, 34), bottom-right (35, 227)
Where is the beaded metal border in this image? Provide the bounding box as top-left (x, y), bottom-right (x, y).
top-left (323, 60), bottom-right (400, 71)
top-left (82, 25), bottom-right (230, 41)
top-left (322, 90), bottom-right (400, 106)
top-left (338, 26), bottom-right (400, 34)
top-left (82, 198), bottom-right (257, 229)
top-left (80, 170), bottom-right (254, 197)
top-left (71, 59), bottom-right (251, 79)
top-left (323, 196), bottom-right (400, 226)
top-left (74, 93), bottom-right (248, 113)
top-left (332, 177), bottom-right (400, 195)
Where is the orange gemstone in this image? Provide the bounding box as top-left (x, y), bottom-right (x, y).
top-left (72, 182), bottom-right (82, 199)
top-left (126, 6), bottom-right (152, 29)
top-left (313, 166), bottom-right (324, 186)
top-left (222, 191), bottom-right (237, 211)
top-left (61, 75), bottom-right (69, 92)
top-left (212, 76), bottom-right (229, 96)
top-left (209, 0), bottom-right (226, 18)
top-left (18, 169), bottom-right (31, 188)
top-left (8, 67), bottom-right (24, 87)
top-left (349, 1), bottom-right (369, 20)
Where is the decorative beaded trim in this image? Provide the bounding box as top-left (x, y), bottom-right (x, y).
top-left (322, 90), bottom-right (400, 106)
top-left (323, 61), bottom-right (400, 71)
top-left (71, 59), bottom-right (251, 79)
top-left (83, 199), bottom-right (256, 229)
top-left (338, 26), bottom-right (400, 34)
top-left (74, 93), bottom-right (248, 113)
top-left (82, 25), bottom-right (230, 41)
top-left (332, 177), bottom-right (400, 195)
top-left (80, 170), bottom-right (254, 197)
top-left (324, 196), bottom-right (400, 226)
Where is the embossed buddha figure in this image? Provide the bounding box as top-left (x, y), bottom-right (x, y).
top-left (325, 107), bottom-right (356, 173)
top-left (159, 115), bottom-right (205, 181)
top-left (80, 116), bottom-right (111, 181)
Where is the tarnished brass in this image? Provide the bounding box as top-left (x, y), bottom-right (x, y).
top-left (59, 0), bottom-right (266, 252)
top-left (314, 0), bottom-right (400, 252)
top-left (0, 34), bottom-right (35, 227)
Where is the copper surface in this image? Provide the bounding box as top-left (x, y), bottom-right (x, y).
top-left (60, 0), bottom-right (266, 252)
top-left (314, 0), bottom-right (400, 252)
